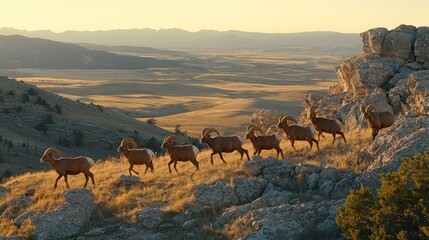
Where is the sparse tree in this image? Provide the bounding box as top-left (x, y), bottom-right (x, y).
top-left (146, 118), bottom-right (157, 126)
top-left (7, 90), bottom-right (14, 96)
top-left (27, 88), bottom-right (38, 96)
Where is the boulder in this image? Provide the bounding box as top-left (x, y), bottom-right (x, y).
top-left (415, 27), bottom-right (429, 67)
top-left (135, 207), bottom-right (165, 229)
top-left (381, 27), bottom-right (415, 61)
top-left (307, 173), bottom-right (320, 190)
top-left (233, 178), bottom-right (267, 204)
top-left (406, 70), bottom-right (429, 115)
top-left (336, 54), bottom-right (397, 96)
top-left (249, 109), bottom-right (282, 133)
top-left (112, 175), bottom-right (145, 190)
top-left (1, 196), bottom-right (32, 220)
top-left (30, 189), bottom-right (96, 240)
top-left (13, 210), bottom-right (36, 227)
top-left (0, 186), bottom-right (9, 198)
top-left (245, 203), bottom-right (317, 240)
top-left (213, 204), bottom-right (251, 228)
top-left (361, 27), bottom-right (388, 55)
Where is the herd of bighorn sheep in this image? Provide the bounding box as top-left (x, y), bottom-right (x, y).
top-left (41, 104), bottom-right (394, 189)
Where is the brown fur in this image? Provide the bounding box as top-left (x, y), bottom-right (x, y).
top-left (118, 137), bottom-right (155, 176)
top-left (277, 116), bottom-right (319, 150)
top-left (162, 135), bottom-right (199, 173)
top-left (309, 107), bottom-right (347, 143)
top-left (245, 126), bottom-right (284, 159)
top-left (360, 105), bottom-right (395, 140)
top-left (40, 148), bottom-right (95, 189)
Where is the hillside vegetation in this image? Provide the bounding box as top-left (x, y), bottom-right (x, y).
top-left (0, 77), bottom-right (170, 177)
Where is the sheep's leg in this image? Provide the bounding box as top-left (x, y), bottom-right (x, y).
top-left (173, 161), bottom-right (179, 172)
top-left (83, 174), bottom-right (89, 188)
top-left (275, 147), bottom-right (284, 159)
top-left (168, 159), bottom-right (174, 173)
top-left (257, 149), bottom-right (262, 156)
top-left (191, 159), bottom-right (199, 170)
top-left (339, 131), bottom-right (347, 143)
top-left (218, 152), bottom-right (227, 164)
top-left (54, 174), bottom-right (63, 189)
top-left (129, 164), bottom-right (139, 176)
top-left (88, 171), bottom-right (95, 186)
top-left (308, 140), bottom-right (313, 150)
top-left (290, 140), bottom-right (296, 151)
top-left (372, 128), bottom-right (377, 140)
top-left (313, 138), bottom-right (320, 150)
top-left (64, 174), bottom-right (70, 189)
top-left (332, 133), bottom-right (336, 144)
top-left (210, 152), bottom-right (217, 165)
top-left (253, 150), bottom-right (258, 156)
top-left (244, 149), bottom-right (250, 160)
top-left (144, 166), bottom-right (149, 174)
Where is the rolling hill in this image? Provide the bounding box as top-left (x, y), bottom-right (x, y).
top-left (0, 27), bottom-right (361, 50)
top-left (0, 77), bottom-right (171, 177)
top-left (0, 35), bottom-right (183, 69)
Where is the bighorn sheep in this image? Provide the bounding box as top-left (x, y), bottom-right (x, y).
top-left (277, 116), bottom-right (319, 150)
top-left (245, 125), bottom-right (284, 159)
top-left (40, 147), bottom-right (95, 189)
top-left (118, 137), bottom-right (155, 176)
top-left (200, 128), bottom-right (250, 164)
top-left (309, 106), bottom-right (347, 143)
top-left (161, 135), bottom-right (199, 173)
top-left (360, 104), bottom-right (395, 140)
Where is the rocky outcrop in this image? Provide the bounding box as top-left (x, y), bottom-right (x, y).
top-left (135, 207), bottom-right (165, 229)
top-left (30, 189), bottom-right (96, 240)
top-left (0, 186), bottom-right (9, 198)
top-left (356, 115), bottom-right (429, 190)
top-left (249, 109), bottom-right (282, 134)
top-left (1, 196), bottom-right (32, 220)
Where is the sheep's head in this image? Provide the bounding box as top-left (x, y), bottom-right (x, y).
top-left (162, 135), bottom-right (178, 149)
top-left (360, 104), bottom-right (376, 119)
top-left (309, 106), bottom-right (317, 119)
top-left (40, 147), bottom-right (62, 162)
top-left (244, 125), bottom-right (263, 139)
top-left (118, 137), bottom-right (138, 154)
top-left (200, 128), bottom-right (220, 144)
top-left (277, 116), bottom-right (297, 129)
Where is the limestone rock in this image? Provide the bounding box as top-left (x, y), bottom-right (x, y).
top-left (356, 115), bottom-right (429, 190)
top-left (246, 203), bottom-right (317, 240)
top-left (30, 189), bottom-right (96, 240)
top-left (361, 27), bottom-right (388, 55)
top-left (13, 210), bottom-right (35, 227)
top-left (213, 204), bottom-right (250, 228)
top-left (135, 207), bottom-right (165, 229)
top-left (407, 70), bottom-right (429, 115)
top-left (381, 27), bottom-right (415, 61)
top-left (1, 196), bottom-right (32, 220)
top-left (249, 109), bottom-right (282, 133)
top-left (0, 186), bottom-right (9, 198)
top-left (193, 180), bottom-right (239, 209)
top-left (112, 175), bottom-right (145, 190)
top-left (415, 27), bottom-right (429, 67)
top-left (233, 177), bottom-right (267, 204)
top-left (307, 173), bottom-right (320, 190)
top-left (336, 54), bottom-right (396, 96)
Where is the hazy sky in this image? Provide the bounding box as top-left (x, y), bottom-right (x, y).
top-left (2, 0), bottom-right (428, 33)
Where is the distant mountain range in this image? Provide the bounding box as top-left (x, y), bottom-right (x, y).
top-left (0, 35), bottom-right (183, 69)
top-left (0, 27), bottom-right (361, 50)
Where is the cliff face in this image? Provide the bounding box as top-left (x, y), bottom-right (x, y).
top-left (301, 24), bottom-right (429, 189)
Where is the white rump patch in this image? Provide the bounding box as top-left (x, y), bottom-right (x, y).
top-left (146, 148), bottom-right (155, 158)
top-left (236, 136), bottom-right (244, 144)
top-left (274, 134), bottom-right (282, 142)
top-left (86, 157), bottom-right (95, 167)
top-left (192, 146), bottom-right (199, 156)
top-left (335, 119), bottom-right (343, 129)
top-left (309, 126), bottom-right (317, 136)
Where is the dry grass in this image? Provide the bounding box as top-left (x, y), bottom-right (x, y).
top-left (0, 130), bottom-right (372, 237)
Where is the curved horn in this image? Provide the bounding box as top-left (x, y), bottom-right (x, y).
top-left (204, 128), bottom-right (220, 137)
top-left (120, 137), bottom-right (137, 149)
top-left (279, 116), bottom-right (298, 124)
top-left (163, 135), bottom-right (178, 143)
top-left (247, 126), bottom-right (264, 135)
top-left (44, 147), bottom-right (62, 158)
top-left (246, 124), bottom-right (256, 132)
top-left (201, 128), bottom-right (211, 138)
top-left (365, 104), bottom-right (376, 113)
top-left (360, 105), bottom-right (366, 113)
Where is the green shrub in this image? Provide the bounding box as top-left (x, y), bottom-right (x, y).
top-left (1, 108), bottom-right (10, 114)
top-left (44, 113), bottom-right (54, 124)
top-left (336, 152), bottom-right (429, 239)
top-left (54, 104), bottom-right (62, 114)
top-left (73, 130), bottom-right (84, 146)
top-left (35, 122), bottom-right (48, 135)
top-left (7, 90), bottom-right (14, 96)
top-left (22, 93), bottom-right (30, 103)
top-left (56, 136), bottom-right (70, 147)
top-left (27, 88), bottom-right (38, 95)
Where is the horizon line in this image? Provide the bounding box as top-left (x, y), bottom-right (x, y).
top-left (0, 26), bottom-right (361, 35)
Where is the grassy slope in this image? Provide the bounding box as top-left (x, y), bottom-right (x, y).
top-left (0, 129), bottom-right (373, 238)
